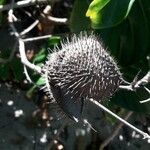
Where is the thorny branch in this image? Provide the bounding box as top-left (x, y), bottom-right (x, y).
top-left (134, 71), bottom-right (150, 88)
top-left (119, 71), bottom-right (150, 103)
top-left (119, 71), bottom-right (150, 91)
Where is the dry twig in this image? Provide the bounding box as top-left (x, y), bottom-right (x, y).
top-left (119, 71), bottom-right (150, 103)
top-left (46, 16), bottom-right (68, 24)
top-left (0, 0), bottom-right (47, 12)
top-left (99, 111), bottom-right (133, 150)
top-left (20, 20), bottom-right (39, 36)
top-left (8, 0), bottom-right (42, 76)
top-left (89, 99), bottom-right (150, 140)
top-left (42, 5), bottom-right (68, 24)
top-left (23, 34), bottom-right (52, 42)
top-left (119, 71), bottom-right (150, 91)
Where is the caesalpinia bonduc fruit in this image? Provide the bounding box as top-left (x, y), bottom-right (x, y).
top-left (42, 32), bottom-right (123, 122)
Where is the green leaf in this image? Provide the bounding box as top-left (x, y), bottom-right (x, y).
top-left (26, 77), bottom-right (45, 98)
top-left (35, 77), bottom-right (45, 86)
top-left (70, 0), bottom-right (91, 32)
top-left (86, 0), bottom-right (110, 26)
top-left (32, 48), bottom-right (46, 64)
top-left (33, 54), bottom-right (46, 64)
top-left (86, 0), bottom-right (135, 29)
top-left (47, 36), bottom-right (60, 46)
top-left (26, 85), bottom-right (37, 99)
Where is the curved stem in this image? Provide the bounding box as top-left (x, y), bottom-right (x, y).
top-left (89, 98), bottom-right (150, 140)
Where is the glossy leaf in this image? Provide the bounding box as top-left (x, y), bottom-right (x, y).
top-left (86, 0), bottom-right (110, 27)
top-left (32, 48), bottom-right (46, 64)
top-left (47, 36), bottom-right (60, 46)
top-left (35, 77), bottom-right (45, 86)
top-left (86, 0), bottom-right (135, 29)
top-left (33, 54), bottom-right (45, 64)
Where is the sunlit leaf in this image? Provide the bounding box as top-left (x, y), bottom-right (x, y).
top-left (86, 0), bottom-right (135, 29)
top-left (32, 48), bottom-right (46, 64)
top-left (47, 36), bottom-right (60, 46)
top-left (86, 0), bottom-right (110, 27)
top-left (35, 77), bottom-right (45, 86)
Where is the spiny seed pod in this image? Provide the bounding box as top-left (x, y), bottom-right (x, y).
top-left (42, 32), bottom-right (123, 122)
